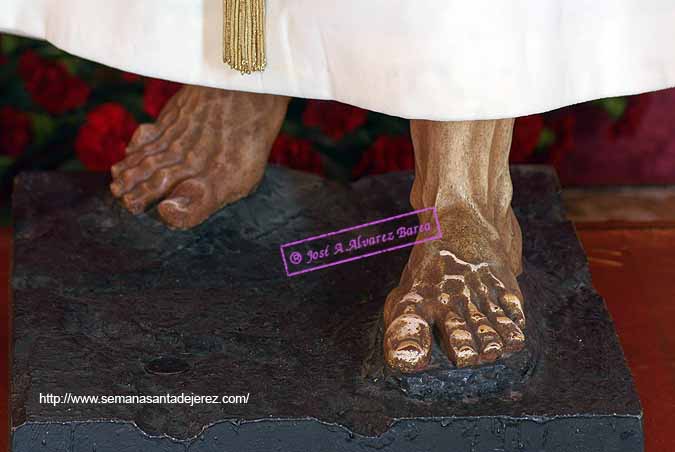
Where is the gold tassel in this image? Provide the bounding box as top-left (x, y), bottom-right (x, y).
top-left (223, 0), bottom-right (267, 74)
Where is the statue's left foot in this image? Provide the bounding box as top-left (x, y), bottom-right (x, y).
top-left (383, 214), bottom-right (526, 373)
top-left (109, 86), bottom-right (289, 229)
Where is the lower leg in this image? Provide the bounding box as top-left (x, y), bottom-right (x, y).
top-left (409, 118), bottom-right (522, 273)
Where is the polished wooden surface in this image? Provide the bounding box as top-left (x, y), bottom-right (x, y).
top-left (0, 223), bottom-right (673, 451)
top-left (576, 224), bottom-right (675, 451)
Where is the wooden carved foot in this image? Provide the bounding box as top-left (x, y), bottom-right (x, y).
top-left (384, 118), bottom-right (526, 372)
top-left (110, 85), bottom-right (289, 229)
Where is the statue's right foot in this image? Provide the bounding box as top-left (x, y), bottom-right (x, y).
top-left (383, 118), bottom-right (525, 373)
top-left (110, 86), bottom-right (289, 229)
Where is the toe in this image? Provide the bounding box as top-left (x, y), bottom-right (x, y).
top-left (111, 125), bottom-right (165, 180)
top-left (493, 315), bottom-right (525, 353)
top-left (158, 177), bottom-right (215, 230)
top-left (121, 165), bottom-right (197, 214)
top-left (384, 313), bottom-right (432, 373)
top-left (481, 270), bottom-right (526, 330)
top-left (384, 291), bottom-right (426, 326)
top-left (500, 292), bottom-right (526, 330)
top-left (112, 165), bottom-right (152, 199)
top-left (465, 298), bottom-right (504, 363)
top-left (475, 325), bottom-right (503, 362)
top-left (112, 143), bottom-right (188, 199)
top-left (111, 146), bottom-right (168, 197)
top-left (439, 306), bottom-right (479, 368)
top-left (110, 118), bottom-right (192, 196)
top-left (484, 298), bottom-right (525, 353)
top-left (126, 124), bottom-right (160, 154)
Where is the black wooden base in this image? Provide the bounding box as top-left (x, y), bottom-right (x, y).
top-left (11, 166), bottom-right (643, 451)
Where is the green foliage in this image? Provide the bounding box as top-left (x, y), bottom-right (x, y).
top-left (29, 113), bottom-right (56, 146)
top-left (595, 97), bottom-right (628, 119)
top-left (0, 35), bottom-right (20, 54)
top-left (537, 127), bottom-right (556, 151)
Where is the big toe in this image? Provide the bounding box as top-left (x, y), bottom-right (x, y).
top-left (384, 313), bottom-right (432, 373)
top-left (158, 177), bottom-right (215, 230)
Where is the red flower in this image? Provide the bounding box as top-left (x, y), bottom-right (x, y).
top-left (302, 100), bottom-right (368, 141)
top-left (18, 50), bottom-right (90, 114)
top-left (0, 107), bottom-right (32, 157)
top-left (121, 71), bottom-right (142, 82)
top-left (269, 134), bottom-right (323, 175)
top-left (510, 115), bottom-right (544, 163)
top-left (75, 103), bottom-right (138, 171)
top-left (353, 135), bottom-right (414, 178)
top-left (143, 78), bottom-right (182, 118)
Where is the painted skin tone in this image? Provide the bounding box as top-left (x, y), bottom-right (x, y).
top-left (110, 86), bottom-right (526, 373)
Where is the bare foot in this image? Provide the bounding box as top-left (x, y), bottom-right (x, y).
top-left (385, 118), bottom-right (526, 373)
top-left (383, 211), bottom-right (526, 373)
top-left (110, 86), bottom-right (289, 229)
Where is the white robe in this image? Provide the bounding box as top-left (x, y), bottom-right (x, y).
top-left (3, 0), bottom-right (675, 121)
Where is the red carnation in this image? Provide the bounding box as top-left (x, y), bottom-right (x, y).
top-left (269, 134), bottom-right (323, 175)
top-left (75, 103), bottom-right (138, 171)
top-left (18, 50), bottom-right (90, 114)
top-left (353, 135), bottom-right (414, 179)
top-left (302, 100), bottom-right (368, 141)
top-left (0, 107), bottom-right (32, 157)
top-left (121, 72), bottom-right (142, 82)
top-left (143, 78), bottom-right (183, 118)
top-left (510, 115), bottom-right (544, 163)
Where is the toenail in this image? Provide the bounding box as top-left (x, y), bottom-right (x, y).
top-left (454, 346), bottom-right (479, 367)
top-left (396, 339), bottom-right (423, 354)
top-left (450, 330), bottom-right (472, 341)
top-left (390, 339), bottom-right (427, 367)
top-left (164, 197), bottom-right (190, 209)
top-left (483, 342), bottom-right (502, 353)
top-left (478, 325), bottom-right (496, 334)
top-left (445, 318), bottom-right (466, 329)
top-left (457, 346), bottom-right (477, 359)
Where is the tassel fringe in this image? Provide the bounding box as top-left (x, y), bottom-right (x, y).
top-left (223, 0), bottom-right (267, 74)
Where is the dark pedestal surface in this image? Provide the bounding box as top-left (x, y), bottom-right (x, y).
top-left (11, 166), bottom-right (643, 451)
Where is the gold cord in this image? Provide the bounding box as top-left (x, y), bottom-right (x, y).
top-left (223, 0), bottom-right (266, 74)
